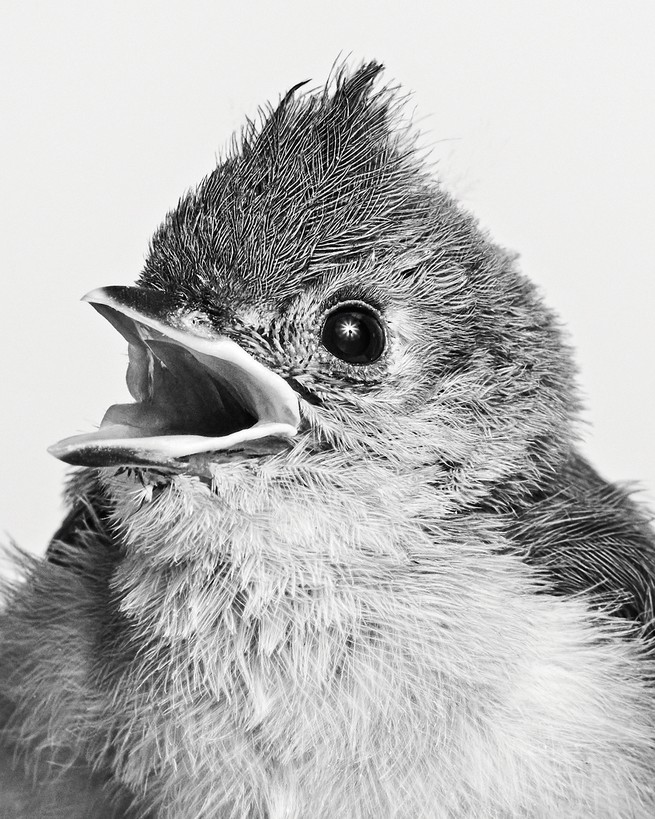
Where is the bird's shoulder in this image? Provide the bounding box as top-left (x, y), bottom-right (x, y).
top-left (46, 472), bottom-right (118, 577)
top-left (503, 452), bottom-right (655, 635)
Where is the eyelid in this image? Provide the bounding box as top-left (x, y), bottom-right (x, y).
top-left (319, 298), bottom-right (385, 325)
top-left (320, 286), bottom-right (387, 314)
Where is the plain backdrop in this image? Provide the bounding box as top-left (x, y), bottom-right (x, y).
top-left (1, 0), bottom-right (653, 558)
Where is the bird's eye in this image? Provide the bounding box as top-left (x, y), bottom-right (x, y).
top-left (321, 303), bottom-right (385, 365)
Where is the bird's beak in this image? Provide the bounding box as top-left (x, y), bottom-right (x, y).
top-left (48, 286), bottom-right (300, 468)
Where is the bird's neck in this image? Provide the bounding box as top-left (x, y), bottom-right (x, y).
top-left (95, 460), bottom-right (528, 724)
top-left (100, 458), bottom-right (442, 639)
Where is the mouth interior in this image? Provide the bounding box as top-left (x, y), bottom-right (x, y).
top-left (48, 296), bottom-right (300, 467)
top-left (103, 332), bottom-right (257, 441)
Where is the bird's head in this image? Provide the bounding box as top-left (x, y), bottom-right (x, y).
top-left (50, 62), bottom-right (577, 517)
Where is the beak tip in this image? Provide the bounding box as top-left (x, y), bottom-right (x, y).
top-left (81, 287), bottom-right (107, 305)
top-left (47, 442), bottom-right (65, 461)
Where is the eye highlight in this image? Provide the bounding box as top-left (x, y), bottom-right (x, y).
top-left (321, 303), bottom-right (385, 364)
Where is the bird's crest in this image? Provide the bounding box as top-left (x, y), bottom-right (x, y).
top-left (141, 61), bottom-right (425, 302)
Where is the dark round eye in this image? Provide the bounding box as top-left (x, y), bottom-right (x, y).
top-left (321, 304), bottom-right (385, 364)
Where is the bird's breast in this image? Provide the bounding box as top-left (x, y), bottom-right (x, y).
top-left (87, 465), bottom-right (655, 817)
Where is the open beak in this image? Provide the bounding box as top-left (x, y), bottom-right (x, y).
top-left (48, 286), bottom-right (300, 468)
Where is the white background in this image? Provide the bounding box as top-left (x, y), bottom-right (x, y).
top-left (1, 1), bottom-right (653, 557)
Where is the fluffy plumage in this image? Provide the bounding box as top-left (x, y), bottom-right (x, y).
top-left (1, 61), bottom-right (654, 818)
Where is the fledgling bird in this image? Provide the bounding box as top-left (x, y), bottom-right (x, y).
top-left (1, 62), bottom-right (654, 818)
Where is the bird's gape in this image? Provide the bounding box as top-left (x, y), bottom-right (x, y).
top-left (104, 339), bottom-right (256, 439)
top-left (48, 286), bottom-right (300, 469)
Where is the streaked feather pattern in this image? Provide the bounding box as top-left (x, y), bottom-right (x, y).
top-left (1, 61), bottom-right (654, 817)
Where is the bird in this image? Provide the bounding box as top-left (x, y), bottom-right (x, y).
top-left (1, 60), bottom-right (654, 818)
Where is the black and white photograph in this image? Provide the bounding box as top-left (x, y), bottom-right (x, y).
top-left (1, 2), bottom-right (654, 816)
